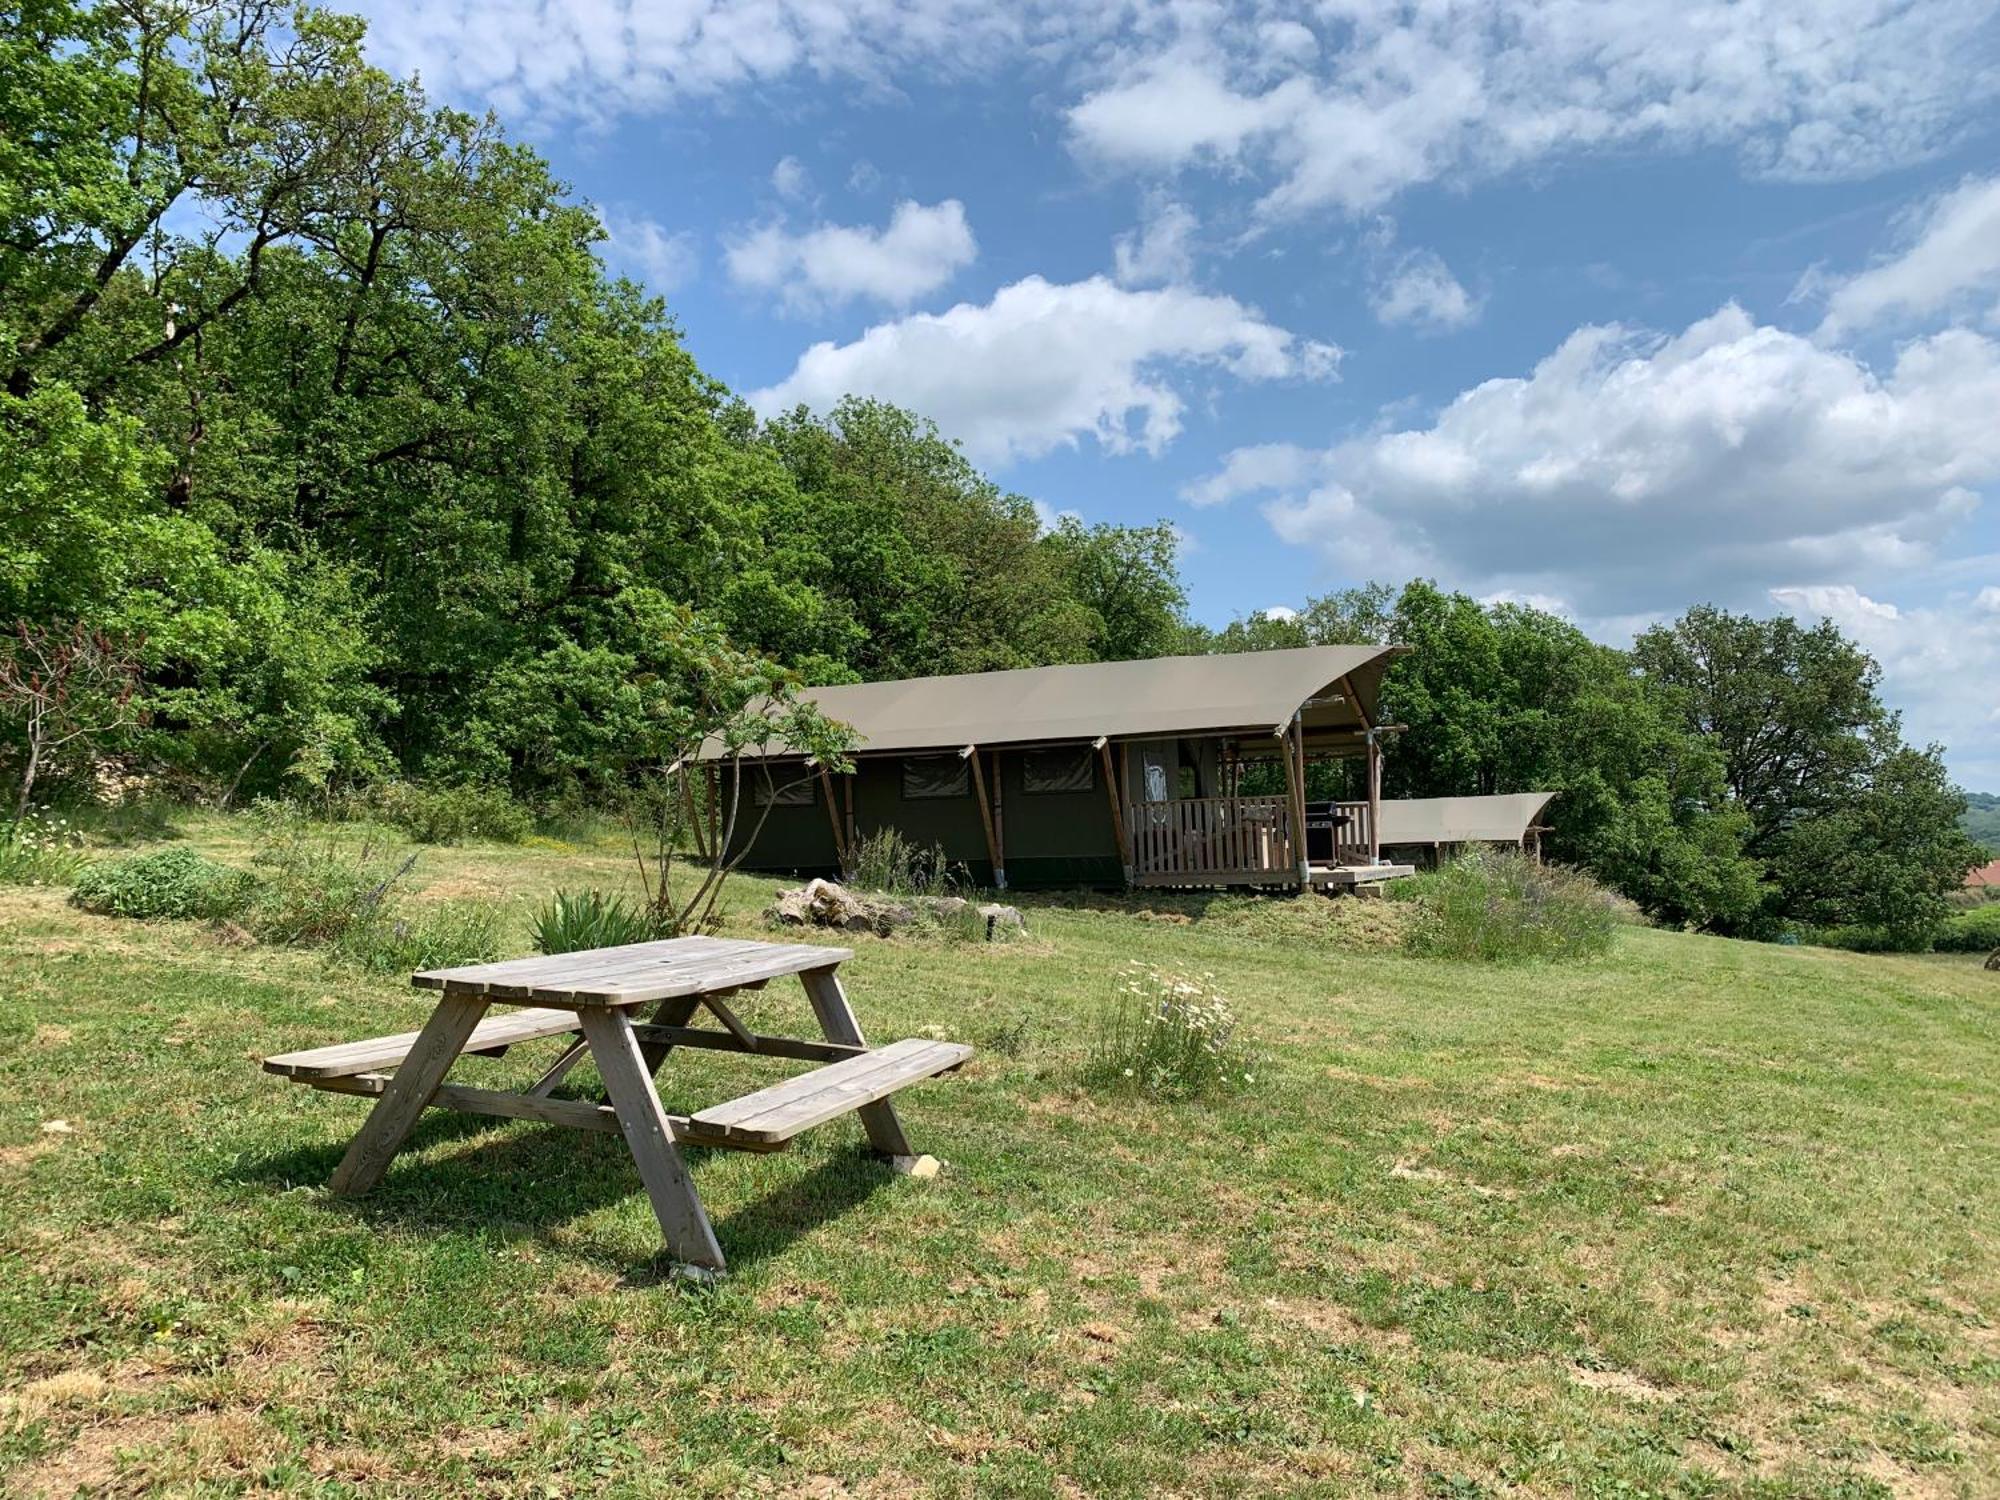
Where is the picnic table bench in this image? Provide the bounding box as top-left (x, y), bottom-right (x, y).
top-left (262, 936), bottom-right (971, 1274)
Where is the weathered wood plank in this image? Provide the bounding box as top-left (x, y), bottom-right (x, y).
top-left (416, 939), bottom-right (853, 1008)
top-left (579, 1008), bottom-right (727, 1270)
top-left (264, 1006), bottom-right (580, 1080)
top-left (685, 1038), bottom-right (972, 1147)
top-left (327, 992), bottom-right (488, 1197)
top-left (799, 969), bottom-right (918, 1159)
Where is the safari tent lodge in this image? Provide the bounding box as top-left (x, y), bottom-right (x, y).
top-left (711, 645), bottom-right (1419, 892)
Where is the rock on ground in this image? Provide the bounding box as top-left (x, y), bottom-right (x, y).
top-left (767, 880), bottom-right (1022, 940)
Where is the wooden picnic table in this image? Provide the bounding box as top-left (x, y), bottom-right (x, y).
top-left (261, 936), bottom-right (971, 1274)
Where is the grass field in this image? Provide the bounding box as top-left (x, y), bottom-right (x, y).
top-left (2, 814), bottom-right (1996, 1497)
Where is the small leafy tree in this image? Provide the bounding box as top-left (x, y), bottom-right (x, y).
top-left (0, 621), bottom-right (143, 830)
top-left (624, 610), bottom-right (853, 937)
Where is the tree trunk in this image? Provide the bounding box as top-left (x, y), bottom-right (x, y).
top-left (12, 735), bottom-right (42, 833)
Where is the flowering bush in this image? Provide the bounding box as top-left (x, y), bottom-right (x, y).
top-left (0, 811), bottom-right (87, 886)
top-left (1085, 963), bottom-right (1260, 1101)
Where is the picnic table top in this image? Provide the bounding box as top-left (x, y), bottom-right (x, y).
top-left (413, 935), bottom-right (855, 1008)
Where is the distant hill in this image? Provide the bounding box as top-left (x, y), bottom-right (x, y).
top-left (1965, 791), bottom-right (2000, 854)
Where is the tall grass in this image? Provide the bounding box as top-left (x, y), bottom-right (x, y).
top-left (1401, 849), bottom-right (1619, 963)
top-left (0, 812), bottom-right (88, 886)
top-left (849, 827), bottom-right (962, 896)
top-left (1084, 963), bottom-right (1259, 1100)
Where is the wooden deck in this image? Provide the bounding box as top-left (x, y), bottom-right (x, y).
top-left (1125, 795), bottom-right (1410, 889)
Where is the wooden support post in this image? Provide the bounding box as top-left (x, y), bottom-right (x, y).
top-left (329, 991), bottom-right (489, 1197)
top-left (990, 750), bottom-right (1005, 884)
top-left (817, 764), bottom-right (848, 874)
top-left (579, 1007), bottom-right (726, 1272)
top-left (963, 744), bottom-right (1004, 889)
top-left (1096, 736), bottom-right (1129, 878)
top-left (798, 968), bottom-right (918, 1161)
top-left (1281, 718), bottom-right (1310, 890)
top-left (843, 774), bottom-right (857, 866)
top-left (1366, 729), bottom-right (1383, 864)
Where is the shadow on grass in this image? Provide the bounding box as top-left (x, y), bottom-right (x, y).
top-left (230, 1104), bottom-right (895, 1279)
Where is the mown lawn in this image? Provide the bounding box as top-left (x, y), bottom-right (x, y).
top-left (1, 815), bottom-right (1995, 1497)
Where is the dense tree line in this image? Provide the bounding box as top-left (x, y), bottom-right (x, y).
top-left (1, 2), bottom-right (1980, 944)
top-left (1189, 586), bottom-right (1982, 943)
top-left (2, 0), bottom-right (1184, 800)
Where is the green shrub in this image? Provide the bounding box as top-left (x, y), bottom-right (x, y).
top-left (371, 782), bottom-right (532, 845)
top-left (1403, 849), bottom-right (1619, 963)
top-left (532, 887), bottom-right (653, 954)
top-left (71, 845), bottom-right (255, 920)
top-left (1933, 904), bottom-right (2000, 954)
top-left (336, 902), bottom-right (504, 974)
top-left (0, 813), bottom-right (87, 886)
top-left (1084, 963), bottom-right (1259, 1101)
top-left (850, 827), bottom-right (961, 896)
top-left (1800, 923), bottom-right (1914, 953)
top-left (249, 809), bottom-right (415, 946)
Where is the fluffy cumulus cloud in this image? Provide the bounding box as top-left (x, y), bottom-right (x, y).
top-left (1810, 174), bottom-right (2000, 341)
top-left (724, 200), bottom-right (977, 312)
top-left (1771, 584), bottom-right (2000, 782)
top-left (1067, 1), bottom-right (2000, 218)
top-left (1190, 305), bottom-right (2000, 612)
top-left (750, 275), bottom-right (1339, 463)
top-left (597, 211), bottom-right (699, 292)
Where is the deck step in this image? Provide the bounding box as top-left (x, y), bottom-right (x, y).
top-left (263, 1007), bottom-right (581, 1080)
top-left (684, 1037), bottom-right (972, 1148)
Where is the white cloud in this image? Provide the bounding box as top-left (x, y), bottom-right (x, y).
top-left (724, 199), bottom-right (977, 312)
top-left (1371, 247), bottom-right (1478, 332)
top-left (352, 0), bottom-right (1059, 126)
top-left (771, 155), bottom-right (812, 201)
top-left (750, 274), bottom-right (1339, 464)
top-left (1192, 305), bottom-right (2000, 613)
top-left (1180, 441), bottom-right (1320, 508)
top-left (1771, 584), bottom-right (2000, 780)
top-left (1812, 174), bottom-right (2000, 340)
top-left (1030, 498), bottom-right (1081, 534)
top-left (1067, 2), bottom-right (2000, 219)
top-left (1260, 604), bottom-right (1300, 621)
top-left (598, 212), bottom-right (698, 292)
top-left (1113, 199), bottom-right (1199, 287)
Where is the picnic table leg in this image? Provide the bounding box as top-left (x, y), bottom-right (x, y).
top-left (577, 1007), bottom-right (726, 1274)
top-left (797, 968), bottom-right (924, 1166)
top-left (329, 992), bottom-right (489, 1197)
top-left (637, 994), bottom-right (704, 1075)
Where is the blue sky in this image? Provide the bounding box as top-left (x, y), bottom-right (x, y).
top-left (352, 0), bottom-right (2000, 787)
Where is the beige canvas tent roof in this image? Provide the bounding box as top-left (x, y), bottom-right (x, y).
top-left (705, 644), bottom-right (1400, 759)
top-left (1376, 792), bottom-right (1558, 846)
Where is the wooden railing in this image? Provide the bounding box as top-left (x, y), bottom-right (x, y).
top-left (1127, 795), bottom-right (1294, 880)
top-left (1332, 800), bottom-right (1373, 863)
top-left (1126, 796), bottom-right (1381, 883)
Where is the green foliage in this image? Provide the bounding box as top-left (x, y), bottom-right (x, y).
top-left (370, 783), bottom-right (532, 846)
top-left (1769, 745), bottom-right (1985, 948)
top-left (1, 7), bottom-right (1188, 812)
top-left (0, 812), bottom-right (87, 885)
top-left (531, 888), bottom-right (653, 955)
top-left (1933, 903), bottom-right (2000, 954)
top-left (1402, 850), bottom-right (1619, 963)
top-left (849, 827), bottom-right (961, 897)
top-left (70, 844), bottom-right (254, 920)
top-left (1961, 791), bottom-right (2000, 853)
top-left (335, 902), bottom-right (503, 975)
top-left (1085, 963), bottom-right (1260, 1101)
